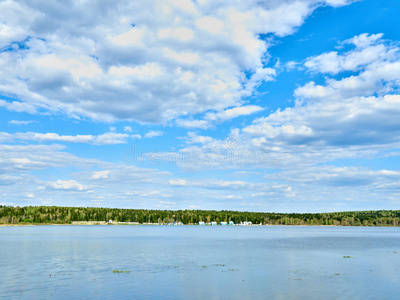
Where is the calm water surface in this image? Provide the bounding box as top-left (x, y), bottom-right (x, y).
top-left (1, 225), bottom-right (400, 299)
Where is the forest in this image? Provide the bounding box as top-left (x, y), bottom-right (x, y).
top-left (1, 205), bottom-right (400, 226)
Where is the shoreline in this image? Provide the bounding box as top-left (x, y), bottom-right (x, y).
top-left (2, 206), bottom-right (399, 228)
top-left (1, 222), bottom-right (399, 227)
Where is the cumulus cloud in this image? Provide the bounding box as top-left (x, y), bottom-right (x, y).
top-left (304, 33), bottom-right (387, 75)
top-left (153, 34), bottom-right (400, 171)
top-left (185, 132), bottom-right (214, 145)
top-left (0, 99), bottom-right (37, 114)
top-left (177, 105), bottom-right (264, 129)
top-left (49, 179), bottom-right (87, 191)
top-left (144, 130), bottom-right (164, 138)
top-left (0, 0), bottom-right (352, 124)
top-left (175, 118), bottom-right (210, 129)
top-left (206, 105), bottom-right (264, 122)
top-left (300, 33), bottom-right (400, 100)
top-left (4, 1), bottom-right (398, 212)
top-left (92, 132), bottom-right (130, 145)
top-left (243, 94), bottom-right (400, 149)
top-left (92, 170), bottom-right (110, 179)
top-left (0, 0), bottom-right (40, 48)
top-left (244, 33), bottom-right (400, 151)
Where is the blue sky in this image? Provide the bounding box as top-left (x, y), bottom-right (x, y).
top-left (1, 0), bottom-right (400, 212)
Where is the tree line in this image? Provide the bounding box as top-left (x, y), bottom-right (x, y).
top-left (1, 205), bottom-right (400, 226)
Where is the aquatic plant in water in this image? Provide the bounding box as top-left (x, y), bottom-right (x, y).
top-left (112, 270), bottom-right (131, 273)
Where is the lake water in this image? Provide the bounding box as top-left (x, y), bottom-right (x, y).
top-left (1, 225), bottom-right (399, 299)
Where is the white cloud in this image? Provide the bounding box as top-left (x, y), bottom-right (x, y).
top-left (3, 2), bottom-right (398, 212)
top-left (0, 0), bottom-right (40, 48)
top-left (0, 139), bottom-right (398, 211)
top-left (144, 130), bottom-right (164, 138)
top-left (0, 144), bottom-right (98, 175)
top-left (49, 180), bottom-right (87, 191)
top-left (169, 179), bottom-right (187, 186)
top-left (0, 131), bottom-right (132, 145)
top-left (0, 142), bottom-right (178, 207)
top-left (92, 132), bottom-right (130, 145)
top-left (185, 132), bottom-right (214, 145)
top-left (324, 0), bottom-right (357, 7)
top-left (0, 132), bottom-right (13, 142)
top-left (15, 132), bottom-right (94, 143)
top-left (347, 32), bottom-right (384, 48)
top-left (176, 105), bottom-right (264, 129)
top-left (244, 33), bottom-right (400, 151)
top-left (92, 170), bottom-right (110, 179)
top-left (219, 195), bottom-right (242, 199)
top-left (0, 0), bottom-right (353, 124)
top-left (0, 100), bottom-right (37, 114)
top-left (175, 118), bottom-right (210, 129)
top-left (245, 67), bottom-right (276, 92)
top-left (205, 105), bottom-right (264, 123)
top-left (148, 34), bottom-right (400, 172)
top-left (304, 33), bottom-right (388, 75)
top-left (8, 120), bottom-right (37, 125)
top-left (196, 16), bottom-right (224, 34)
top-left (112, 27), bottom-right (143, 46)
top-left (264, 165), bottom-right (400, 197)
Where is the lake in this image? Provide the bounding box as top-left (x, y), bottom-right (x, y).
top-left (1, 225), bottom-right (399, 299)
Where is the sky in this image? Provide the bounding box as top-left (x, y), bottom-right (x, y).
top-left (1, 0), bottom-right (400, 212)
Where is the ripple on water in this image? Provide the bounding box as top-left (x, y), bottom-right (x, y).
top-left (1, 225), bottom-right (400, 299)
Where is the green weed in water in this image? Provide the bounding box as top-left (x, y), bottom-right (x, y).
top-left (112, 270), bottom-right (131, 273)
